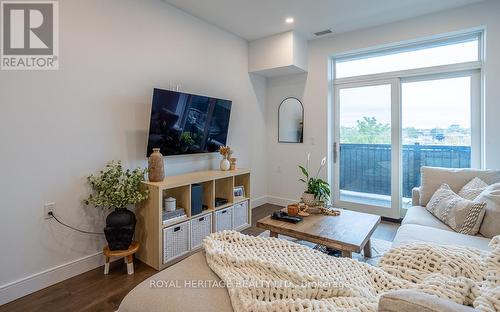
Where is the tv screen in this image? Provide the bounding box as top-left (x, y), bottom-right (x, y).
top-left (146, 88), bottom-right (232, 156)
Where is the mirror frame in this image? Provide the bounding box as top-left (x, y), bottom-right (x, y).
top-left (278, 97), bottom-right (304, 143)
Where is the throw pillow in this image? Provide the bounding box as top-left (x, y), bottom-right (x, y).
top-left (458, 177), bottom-right (489, 200)
top-left (477, 183), bottom-right (500, 238)
top-left (426, 184), bottom-right (486, 235)
top-left (419, 166), bottom-right (500, 206)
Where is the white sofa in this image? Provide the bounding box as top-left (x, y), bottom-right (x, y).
top-left (379, 166), bottom-right (500, 312)
top-left (393, 166), bottom-right (500, 250)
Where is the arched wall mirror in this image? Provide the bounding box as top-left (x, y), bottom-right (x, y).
top-left (278, 97), bottom-right (304, 143)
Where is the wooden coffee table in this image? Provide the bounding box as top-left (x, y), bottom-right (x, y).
top-left (257, 209), bottom-right (381, 258)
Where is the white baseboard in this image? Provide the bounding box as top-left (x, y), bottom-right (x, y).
top-left (266, 195), bottom-right (297, 207)
top-left (251, 195), bottom-right (269, 208)
top-left (0, 251), bottom-right (104, 305)
top-left (251, 195), bottom-right (296, 208)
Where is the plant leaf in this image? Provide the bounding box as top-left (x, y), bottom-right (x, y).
top-left (298, 165), bottom-right (309, 178)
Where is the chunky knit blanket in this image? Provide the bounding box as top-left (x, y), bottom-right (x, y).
top-left (203, 231), bottom-right (500, 312)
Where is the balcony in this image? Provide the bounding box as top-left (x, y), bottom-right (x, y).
top-left (339, 143), bottom-right (471, 204)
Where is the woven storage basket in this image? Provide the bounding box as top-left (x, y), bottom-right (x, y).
top-left (233, 201), bottom-right (249, 230)
top-left (163, 220), bottom-right (190, 263)
top-left (190, 213), bottom-right (212, 249)
top-left (214, 206), bottom-right (233, 232)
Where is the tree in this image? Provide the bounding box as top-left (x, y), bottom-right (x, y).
top-left (404, 127), bottom-right (419, 139)
top-left (341, 117), bottom-right (391, 144)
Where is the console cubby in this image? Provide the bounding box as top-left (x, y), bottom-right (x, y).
top-left (163, 185), bottom-right (191, 217)
top-left (234, 173), bottom-right (250, 203)
top-left (215, 176), bottom-right (234, 209)
top-left (200, 180), bottom-right (215, 211)
top-left (136, 169), bottom-right (251, 270)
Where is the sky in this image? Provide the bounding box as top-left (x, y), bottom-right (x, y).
top-left (339, 76), bottom-right (471, 129)
top-left (336, 40), bottom-right (478, 78)
top-left (337, 39), bottom-right (476, 129)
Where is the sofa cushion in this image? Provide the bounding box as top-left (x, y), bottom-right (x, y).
top-left (378, 289), bottom-right (475, 312)
top-left (426, 184), bottom-right (486, 235)
top-left (419, 167), bottom-right (500, 206)
top-left (458, 177), bottom-right (488, 200)
top-left (477, 183), bottom-right (500, 238)
top-left (402, 205), bottom-right (453, 232)
top-left (392, 224), bottom-right (491, 251)
top-left (118, 251), bottom-right (232, 312)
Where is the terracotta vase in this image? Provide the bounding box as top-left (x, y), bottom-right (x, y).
top-left (148, 148), bottom-right (165, 182)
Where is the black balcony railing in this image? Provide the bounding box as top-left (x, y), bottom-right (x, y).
top-left (339, 143), bottom-right (471, 198)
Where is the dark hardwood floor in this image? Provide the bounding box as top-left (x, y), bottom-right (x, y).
top-left (0, 258), bottom-right (157, 312)
top-left (241, 203), bottom-right (283, 236)
top-left (0, 203), bottom-right (398, 312)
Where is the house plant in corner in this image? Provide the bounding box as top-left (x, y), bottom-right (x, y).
top-left (299, 153), bottom-right (330, 207)
top-left (84, 161), bottom-right (149, 250)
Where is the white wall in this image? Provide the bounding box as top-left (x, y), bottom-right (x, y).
top-left (248, 31), bottom-right (308, 77)
top-left (292, 32), bottom-right (308, 72)
top-left (249, 32), bottom-right (294, 73)
top-left (267, 73), bottom-right (309, 205)
top-left (0, 0), bottom-right (267, 303)
top-left (266, 0), bottom-right (500, 203)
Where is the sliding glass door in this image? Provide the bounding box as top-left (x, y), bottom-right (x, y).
top-left (333, 80), bottom-right (401, 218)
top-left (332, 72), bottom-right (479, 218)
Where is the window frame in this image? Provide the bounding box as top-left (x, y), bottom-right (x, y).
top-left (329, 29), bottom-right (484, 218)
top-left (333, 30), bottom-right (483, 85)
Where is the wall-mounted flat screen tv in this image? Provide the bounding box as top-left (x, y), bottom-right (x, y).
top-left (146, 88), bottom-right (232, 156)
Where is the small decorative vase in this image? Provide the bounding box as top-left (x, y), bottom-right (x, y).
top-left (220, 157), bottom-right (230, 171)
top-left (301, 192), bottom-right (316, 206)
top-left (230, 157), bottom-right (237, 170)
top-left (104, 208), bottom-right (136, 250)
top-left (148, 148), bottom-right (165, 182)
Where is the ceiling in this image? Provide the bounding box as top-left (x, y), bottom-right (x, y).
top-left (163, 0), bottom-right (483, 41)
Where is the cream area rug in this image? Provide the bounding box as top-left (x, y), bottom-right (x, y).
top-left (258, 231), bottom-right (392, 265)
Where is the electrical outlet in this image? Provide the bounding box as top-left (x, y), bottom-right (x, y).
top-left (44, 202), bottom-right (55, 219)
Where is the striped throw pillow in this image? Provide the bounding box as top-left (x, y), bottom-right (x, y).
top-left (427, 183), bottom-right (486, 235)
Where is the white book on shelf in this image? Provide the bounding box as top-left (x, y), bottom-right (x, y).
top-left (162, 214), bottom-right (187, 225)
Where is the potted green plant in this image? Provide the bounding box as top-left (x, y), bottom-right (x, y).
top-left (298, 154), bottom-right (330, 206)
top-left (84, 161), bottom-right (149, 250)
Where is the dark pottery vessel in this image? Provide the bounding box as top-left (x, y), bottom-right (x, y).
top-left (104, 208), bottom-right (136, 250)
